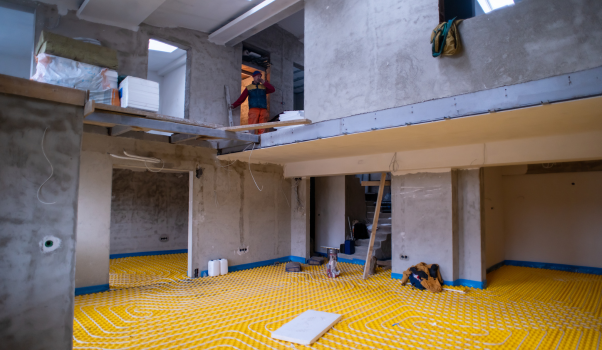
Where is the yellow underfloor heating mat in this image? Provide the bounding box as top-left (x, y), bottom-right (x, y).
top-left (109, 253), bottom-right (187, 289)
top-left (75, 255), bottom-right (602, 350)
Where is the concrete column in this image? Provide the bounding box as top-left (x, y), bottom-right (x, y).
top-left (457, 169), bottom-right (486, 287)
top-left (75, 151), bottom-right (112, 293)
top-left (291, 177), bottom-right (310, 261)
top-left (391, 171), bottom-right (459, 283)
top-left (0, 94), bottom-right (83, 349)
top-left (391, 169), bottom-right (486, 289)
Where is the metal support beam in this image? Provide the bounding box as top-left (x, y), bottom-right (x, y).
top-left (109, 125), bottom-right (133, 136)
top-left (86, 112), bottom-right (259, 143)
top-left (208, 0), bottom-right (304, 46)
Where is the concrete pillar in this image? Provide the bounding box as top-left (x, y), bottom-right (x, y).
top-left (391, 169), bottom-right (486, 288)
top-left (291, 177), bottom-right (310, 261)
top-left (75, 151), bottom-right (113, 294)
top-left (457, 169), bottom-right (486, 287)
top-left (0, 94), bottom-right (83, 349)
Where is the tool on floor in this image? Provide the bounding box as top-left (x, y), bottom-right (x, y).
top-left (225, 85), bottom-right (233, 127)
top-left (285, 261), bottom-right (301, 272)
top-left (322, 247), bottom-right (340, 278)
top-left (363, 172), bottom-right (387, 279)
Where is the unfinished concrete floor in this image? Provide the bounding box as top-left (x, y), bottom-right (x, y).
top-left (75, 256), bottom-right (602, 349)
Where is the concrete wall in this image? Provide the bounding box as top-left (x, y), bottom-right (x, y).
top-left (0, 94), bottom-right (82, 349)
top-left (305, 0), bottom-right (602, 122)
top-left (502, 171), bottom-right (602, 268)
top-left (457, 169), bottom-right (485, 283)
top-left (244, 25), bottom-right (305, 120)
top-left (109, 169), bottom-right (189, 255)
top-left (78, 133), bottom-right (291, 277)
top-left (315, 176), bottom-right (345, 253)
top-left (391, 171), bottom-right (458, 282)
top-left (0, 54), bottom-right (31, 79)
top-left (75, 151), bottom-right (112, 289)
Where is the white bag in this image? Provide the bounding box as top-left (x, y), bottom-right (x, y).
top-left (31, 53), bottom-right (117, 91)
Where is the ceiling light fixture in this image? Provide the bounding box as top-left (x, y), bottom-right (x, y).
top-left (148, 39), bottom-right (177, 53)
top-left (477, 0), bottom-right (514, 13)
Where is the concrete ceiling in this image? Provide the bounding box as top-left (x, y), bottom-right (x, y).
top-left (37, 0), bottom-right (304, 38)
top-left (143, 0), bottom-right (264, 33)
top-left (277, 9), bottom-right (303, 39)
top-left (218, 97), bottom-right (602, 165)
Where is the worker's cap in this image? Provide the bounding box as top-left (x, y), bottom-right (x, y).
top-left (252, 71), bottom-right (262, 77)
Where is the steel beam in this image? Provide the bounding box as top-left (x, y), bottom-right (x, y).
top-left (86, 112), bottom-right (259, 143)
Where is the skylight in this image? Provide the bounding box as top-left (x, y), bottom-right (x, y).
top-left (477, 0), bottom-right (514, 13)
top-left (148, 39), bottom-right (177, 53)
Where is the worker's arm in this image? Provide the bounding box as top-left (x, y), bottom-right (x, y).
top-left (263, 80), bottom-right (275, 94)
top-left (231, 88), bottom-right (249, 109)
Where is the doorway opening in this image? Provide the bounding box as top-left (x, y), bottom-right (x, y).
top-left (108, 166), bottom-right (192, 288)
top-left (293, 63), bottom-right (304, 111)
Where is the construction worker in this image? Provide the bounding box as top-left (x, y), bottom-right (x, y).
top-left (231, 71), bottom-right (275, 134)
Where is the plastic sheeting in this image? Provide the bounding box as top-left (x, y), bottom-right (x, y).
top-left (31, 53), bottom-right (117, 91)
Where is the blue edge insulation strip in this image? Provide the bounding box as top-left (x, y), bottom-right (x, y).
top-left (76, 249), bottom-right (602, 295)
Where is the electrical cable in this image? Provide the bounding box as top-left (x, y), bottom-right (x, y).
top-left (389, 152), bottom-right (400, 172)
top-left (248, 143), bottom-right (263, 191)
top-left (37, 127), bottom-right (56, 205)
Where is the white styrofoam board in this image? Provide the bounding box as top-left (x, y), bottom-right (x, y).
top-left (271, 310), bottom-right (342, 345)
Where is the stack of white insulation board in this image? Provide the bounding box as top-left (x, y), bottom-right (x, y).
top-left (119, 76), bottom-right (160, 112)
top-left (275, 110), bottom-right (305, 130)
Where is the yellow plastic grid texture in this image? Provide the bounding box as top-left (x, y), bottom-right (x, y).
top-left (109, 253), bottom-right (187, 289)
top-left (75, 255), bottom-right (602, 349)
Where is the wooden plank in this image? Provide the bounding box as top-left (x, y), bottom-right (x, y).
top-left (93, 103), bottom-right (221, 129)
top-left (86, 112), bottom-right (259, 143)
top-left (83, 99), bottom-right (95, 117)
top-left (361, 181), bottom-right (391, 186)
top-left (362, 172), bottom-right (388, 280)
top-left (220, 118), bottom-right (311, 132)
top-left (0, 74), bottom-right (86, 106)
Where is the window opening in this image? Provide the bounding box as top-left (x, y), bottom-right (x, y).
top-left (440, 0), bottom-right (520, 21)
top-left (146, 38), bottom-right (187, 135)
